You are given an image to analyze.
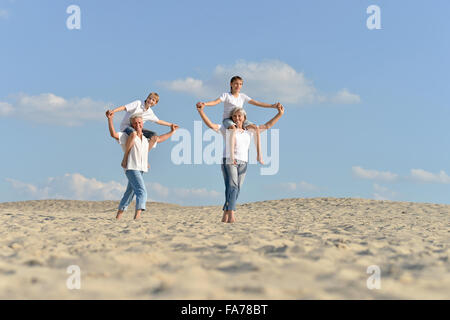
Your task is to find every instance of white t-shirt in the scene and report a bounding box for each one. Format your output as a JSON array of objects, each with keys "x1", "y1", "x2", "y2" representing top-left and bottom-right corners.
[
  {"x1": 219, "y1": 92, "x2": 252, "y2": 120},
  {"x1": 218, "y1": 125, "x2": 253, "y2": 162},
  {"x1": 118, "y1": 132, "x2": 157, "y2": 172},
  {"x1": 119, "y1": 100, "x2": 160, "y2": 131}
]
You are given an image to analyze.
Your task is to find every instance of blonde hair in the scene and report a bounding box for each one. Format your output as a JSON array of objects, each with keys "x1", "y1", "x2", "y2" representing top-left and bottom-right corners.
[
  {"x1": 231, "y1": 107, "x2": 247, "y2": 120},
  {"x1": 145, "y1": 92, "x2": 160, "y2": 104},
  {"x1": 129, "y1": 113, "x2": 143, "y2": 123}
]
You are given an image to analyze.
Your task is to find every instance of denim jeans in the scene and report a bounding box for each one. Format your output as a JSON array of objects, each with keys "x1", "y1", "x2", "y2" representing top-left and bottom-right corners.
[
  {"x1": 222, "y1": 118, "x2": 253, "y2": 129},
  {"x1": 118, "y1": 170, "x2": 147, "y2": 211},
  {"x1": 221, "y1": 158, "x2": 248, "y2": 211},
  {"x1": 123, "y1": 126, "x2": 156, "y2": 139}
]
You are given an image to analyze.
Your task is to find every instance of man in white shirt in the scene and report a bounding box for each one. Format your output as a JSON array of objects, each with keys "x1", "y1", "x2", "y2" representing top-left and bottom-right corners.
[{"x1": 107, "y1": 112, "x2": 177, "y2": 220}]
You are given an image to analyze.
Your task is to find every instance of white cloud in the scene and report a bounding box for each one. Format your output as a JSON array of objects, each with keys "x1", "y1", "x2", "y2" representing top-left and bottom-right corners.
[
  {"x1": 352, "y1": 166, "x2": 399, "y2": 182},
  {"x1": 0, "y1": 93, "x2": 111, "y2": 126},
  {"x1": 147, "y1": 182, "x2": 221, "y2": 204},
  {"x1": 6, "y1": 173, "x2": 126, "y2": 201},
  {"x1": 161, "y1": 60, "x2": 360, "y2": 105},
  {"x1": 373, "y1": 183, "x2": 397, "y2": 200},
  {"x1": 147, "y1": 182, "x2": 170, "y2": 198},
  {"x1": 6, "y1": 174, "x2": 221, "y2": 205},
  {"x1": 163, "y1": 77, "x2": 206, "y2": 97},
  {"x1": 410, "y1": 169, "x2": 450, "y2": 184},
  {"x1": 0, "y1": 9, "x2": 8, "y2": 19},
  {"x1": 279, "y1": 181, "x2": 320, "y2": 192},
  {"x1": 331, "y1": 89, "x2": 361, "y2": 104},
  {"x1": 173, "y1": 187, "x2": 221, "y2": 199},
  {"x1": 0, "y1": 102, "x2": 13, "y2": 116}
]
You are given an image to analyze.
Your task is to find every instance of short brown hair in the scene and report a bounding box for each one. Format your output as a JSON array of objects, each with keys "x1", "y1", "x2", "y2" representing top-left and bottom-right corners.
[{"x1": 146, "y1": 92, "x2": 160, "y2": 104}]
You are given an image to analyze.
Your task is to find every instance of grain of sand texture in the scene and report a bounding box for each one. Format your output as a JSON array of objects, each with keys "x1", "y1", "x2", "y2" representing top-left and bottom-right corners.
[{"x1": 0, "y1": 198, "x2": 448, "y2": 299}]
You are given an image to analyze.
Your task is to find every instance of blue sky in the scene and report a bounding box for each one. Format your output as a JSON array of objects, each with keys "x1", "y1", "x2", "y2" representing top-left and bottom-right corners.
[{"x1": 1, "y1": 0, "x2": 450, "y2": 205}]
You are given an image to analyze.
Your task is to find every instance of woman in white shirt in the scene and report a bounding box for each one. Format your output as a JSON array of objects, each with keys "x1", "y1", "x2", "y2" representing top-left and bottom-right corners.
[
  {"x1": 196, "y1": 76, "x2": 282, "y2": 164},
  {"x1": 197, "y1": 103, "x2": 284, "y2": 223}
]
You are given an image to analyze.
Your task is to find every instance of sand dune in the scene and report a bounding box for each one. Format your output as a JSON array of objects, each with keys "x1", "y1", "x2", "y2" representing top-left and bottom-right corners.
[{"x1": 0, "y1": 198, "x2": 448, "y2": 299}]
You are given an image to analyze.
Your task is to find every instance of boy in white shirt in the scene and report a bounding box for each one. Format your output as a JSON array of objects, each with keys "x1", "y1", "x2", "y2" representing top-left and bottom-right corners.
[{"x1": 106, "y1": 92, "x2": 179, "y2": 168}]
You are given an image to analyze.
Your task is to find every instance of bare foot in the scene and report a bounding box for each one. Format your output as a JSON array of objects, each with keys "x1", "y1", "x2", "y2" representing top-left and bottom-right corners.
[
  {"x1": 134, "y1": 210, "x2": 142, "y2": 220},
  {"x1": 222, "y1": 212, "x2": 229, "y2": 223},
  {"x1": 228, "y1": 212, "x2": 236, "y2": 223},
  {"x1": 116, "y1": 210, "x2": 124, "y2": 220}
]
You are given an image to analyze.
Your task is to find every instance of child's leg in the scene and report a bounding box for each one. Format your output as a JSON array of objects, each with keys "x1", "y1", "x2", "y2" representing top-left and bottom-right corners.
[
  {"x1": 122, "y1": 127, "x2": 136, "y2": 168},
  {"x1": 223, "y1": 118, "x2": 236, "y2": 129},
  {"x1": 143, "y1": 129, "x2": 157, "y2": 139}
]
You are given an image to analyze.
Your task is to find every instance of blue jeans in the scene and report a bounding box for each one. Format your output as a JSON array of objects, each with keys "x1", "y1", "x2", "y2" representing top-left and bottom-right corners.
[
  {"x1": 222, "y1": 118, "x2": 253, "y2": 129},
  {"x1": 123, "y1": 126, "x2": 156, "y2": 139},
  {"x1": 221, "y1": 158, "x2": 248, "y2": 211},
  {"x1": 118, "y1": 170, "x2": 147, "y2": 212}
]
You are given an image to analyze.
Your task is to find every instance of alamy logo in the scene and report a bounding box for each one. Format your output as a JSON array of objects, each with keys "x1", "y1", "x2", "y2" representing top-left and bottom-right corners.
[
  {"x1": 66, "y1": 265, "x2": 81, "y2": 290},
  {"x1": 66, "y1": 5, "x2": 81, "y2": 30},
  {"x1": 366, "y1": 5, "x2": 381, "y2": 30},
  {"x1": 170, "y1": 121, "x2": 280, "y2": 175},
  {"x1": 366, "y1": 265, "x2": 381, "y2": 290}
]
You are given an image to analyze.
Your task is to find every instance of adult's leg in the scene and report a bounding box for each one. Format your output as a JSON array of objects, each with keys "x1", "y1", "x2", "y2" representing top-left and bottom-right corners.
[
  {"x1": 221, "y1": 160, "x2": 240, "y2": 222},
  {"x1": 235, "y1": 160, "x2": 248, "y2": 202},
  {"x1": 117, "y1": 179, "x2": 135, "y2": 220},
  {"x1": 221, "y1": 160, "x2": 230, "y2": 223},
  {"x1": 125, "y1": 170, "x2": 147, "y2": 220}
]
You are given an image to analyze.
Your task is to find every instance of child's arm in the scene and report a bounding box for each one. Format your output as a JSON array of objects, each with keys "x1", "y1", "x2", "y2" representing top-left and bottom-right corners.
[
  {"x1": 106, "y1": 112, "x2": 119, "y2": 140},
  {"x1": 258, "y1": 104, "x2": 285, "y2": 132},
  {"x1": 196, "y1": 98, "x2": 221, "y2": 109},
  {"x1": 156, "y1": 119, "x2": 179, "y2": 130},
  {"x1": 196, "y1": 104, "x2": 220, "y2": 131},
  {"x1": 248, "y1": 100, "x2": 280, "y2": 109},
  {"x1": 107, "y1": 105, "x2": 126, "y2": 116}
]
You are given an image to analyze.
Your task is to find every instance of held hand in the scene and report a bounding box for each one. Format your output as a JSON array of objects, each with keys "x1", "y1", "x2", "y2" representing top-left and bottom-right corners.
[
  {"x1": 196, "y1": 102, "x2": 205, "y2": 111},
  {"x1": 121, "y1": 158, "x2": 127, "y2": 169},
  {"x1": 106, "y1": 110, "x2": 113, "y2": 118},
  {"x1": 277, "y1": 104, "x2": 285, "y2": 115},
  {"x1": 171, "y1": 124, "x2": 179, "y2": 131}
]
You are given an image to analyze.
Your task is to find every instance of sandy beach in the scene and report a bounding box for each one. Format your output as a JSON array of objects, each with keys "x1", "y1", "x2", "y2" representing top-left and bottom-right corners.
[{"x1": 0, "y1": 198, "x2": 448, "y2": 299}]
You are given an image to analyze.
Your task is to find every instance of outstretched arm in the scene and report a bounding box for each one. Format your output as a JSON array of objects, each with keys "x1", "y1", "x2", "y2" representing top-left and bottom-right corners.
[
  {"x1": 248, "y1": 100, "x2": 279, "y2": 109},
  {"x1": 106, "y1": 105, "x2": 126, "y2": 116},
  {"x1": 196, "y1": 98, "x2": 221, "y2": 109},
  {"x1": 106, "y1": 112, "x2": 119, "y2": 140},
  {"x1": 156, "y1": 119, "x2": 179, "y2": 129},
  {"x1": 196, "y1": 104, "x2": 220, "y2": 131},
  {"x1": 258, "y1": 105, "x2": 285, "y2": 132},
  {"x1": 155, "y1": 124, "x2": 178, "y2": 144}
]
